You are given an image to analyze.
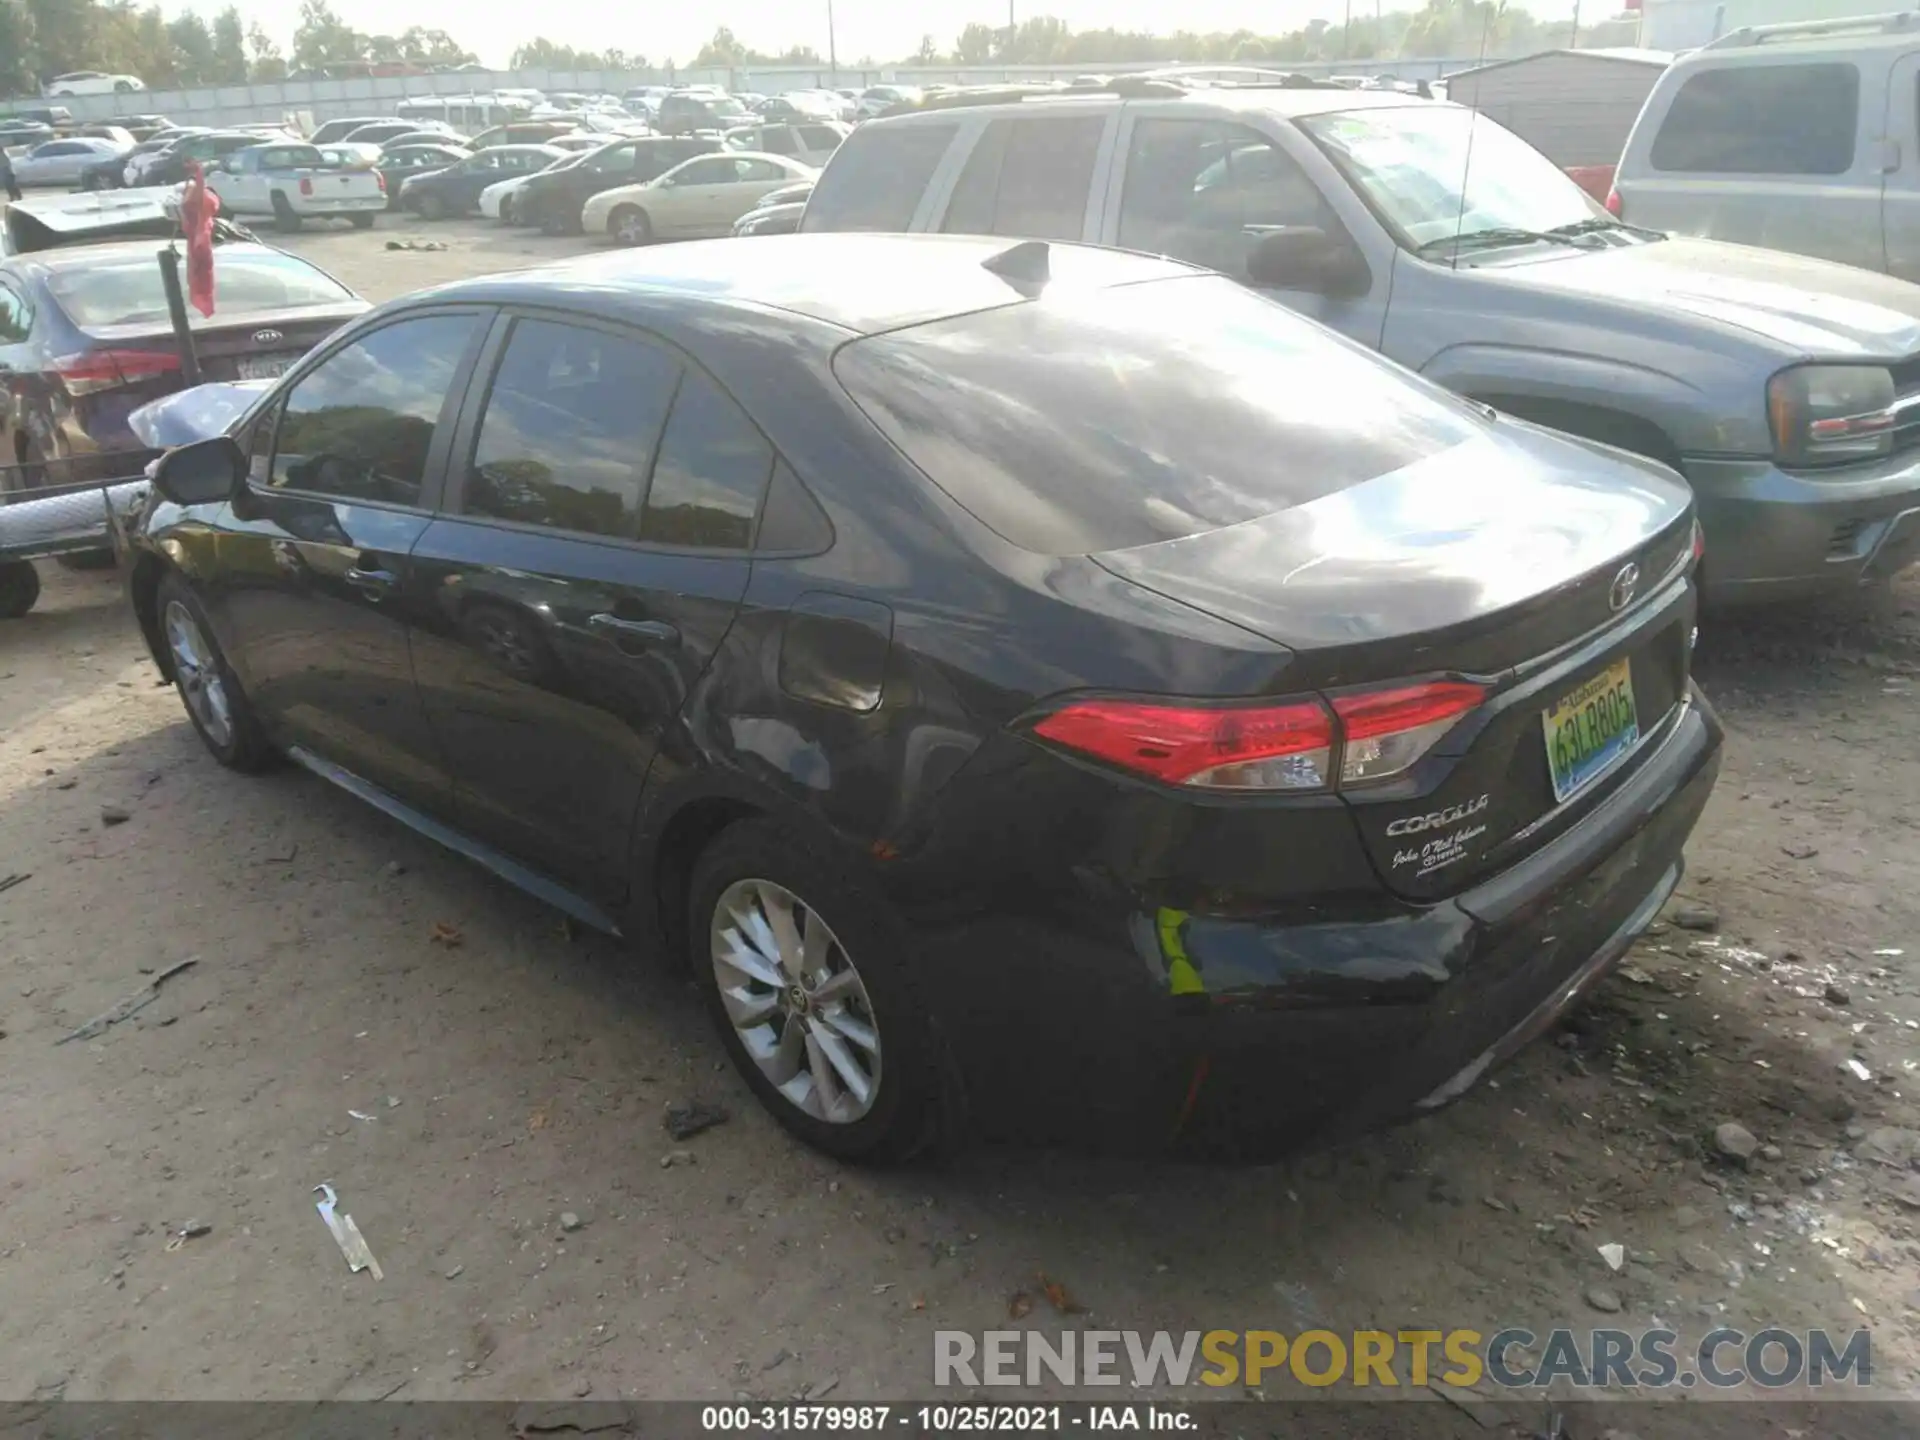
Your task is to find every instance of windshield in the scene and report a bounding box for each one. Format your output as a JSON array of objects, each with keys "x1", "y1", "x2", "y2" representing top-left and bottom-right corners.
[
  {"x1": 1299, "y1": 105, "x2": 1600, "y2": 251},
  {"x1": 50, "y1": 250, "x2": 356, "y2": 328}
]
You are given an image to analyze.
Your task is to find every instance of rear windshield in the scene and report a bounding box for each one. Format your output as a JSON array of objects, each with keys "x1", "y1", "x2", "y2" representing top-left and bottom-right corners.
[
  {"x1": 834, "y1": 274, "x2": 1482, "y2": 555},
  {"x1": 49, "y1": 251, "x2": 355, "y2": 328}
]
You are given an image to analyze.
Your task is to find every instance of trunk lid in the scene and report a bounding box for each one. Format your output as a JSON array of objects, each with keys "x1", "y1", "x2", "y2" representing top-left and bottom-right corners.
[{"x1": 1094, "y1": 423, "x2": 1697, "y2": 900}]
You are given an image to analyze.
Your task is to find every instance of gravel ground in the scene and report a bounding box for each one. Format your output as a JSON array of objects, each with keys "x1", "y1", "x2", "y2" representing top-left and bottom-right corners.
[{"x1": 1, "y1": 218, "x2": 1917, "y2": 1426}]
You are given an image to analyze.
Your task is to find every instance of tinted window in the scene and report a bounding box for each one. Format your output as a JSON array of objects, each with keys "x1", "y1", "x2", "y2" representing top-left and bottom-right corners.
[
  {"x1": 269, "y1": 314, "x2": 478, "y2": 507},
  {"x1": 639, "y1": 369, "x2": 771, "y2": 549},
  {"x1": 802, "y1": 121, "x2": 957, "y2": 231},
  {"x1": 466, "y1": 319, "x2": 681, "y2": 539},
  {"x1": 1650, "y1": 63, "x2": 1859, "y2": 175},
  {"x1": 583, "y1": 143, "x2": 636, "y2": 173},
  {"x1": 759, "y1": 127, "x2": 798, "y2": 155},
  {"x1": 1119, "y1": 119, "x2": 1334, "y2": 278},
  {"x1": 834, "y1": 275, "x2": 1480, "y2": 555},
  {"x1": 941, "y1": 116, "x2": 1103, "y2": 241}
]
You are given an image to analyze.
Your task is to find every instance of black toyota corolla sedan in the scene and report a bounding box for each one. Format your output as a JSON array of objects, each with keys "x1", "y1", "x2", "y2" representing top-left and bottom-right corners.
[{"x1": 123, "y1": 234, "x2": 1722, "y2": 1162}]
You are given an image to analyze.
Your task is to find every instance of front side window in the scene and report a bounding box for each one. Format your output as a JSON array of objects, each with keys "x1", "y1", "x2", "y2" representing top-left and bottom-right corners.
[
  {"x1": 941, "y1": 116, "x2": 1104, "y2": 241},
  {"x1": 1300, "y1": 105, "x2": 1598, "y2": 250},
  {"x1": 1648, "y1": 63, "x2": 1859, "y2": 175},
  {"x1": 672, "y1": 157, "x2": 738, "y2": 186},
  {"x1": 268, "y1": 314, "x2": 479, "y2": 507},
  {"x1": 1118, "y1": 119, "x2": 1335, "y2": 278},
  {"x1": 465, "y1": 318, "x2": 681, "y2": 540}
]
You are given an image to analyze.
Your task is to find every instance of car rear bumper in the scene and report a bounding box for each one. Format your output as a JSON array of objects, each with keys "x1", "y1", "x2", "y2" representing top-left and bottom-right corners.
[
  {"x1": 1686, "y1": 451, "x2": 1920, "y2": 602},
  {"x1": 918, "y1": 685, "x2": 1722, "y2": 1158}
]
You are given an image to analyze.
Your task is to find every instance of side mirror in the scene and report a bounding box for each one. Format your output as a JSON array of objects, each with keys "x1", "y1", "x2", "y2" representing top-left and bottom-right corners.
[
  {"x1": 1246, "y1": 226, "x2": 1372, "y2": 299},
  {"x1": 151, "y1": 435, "x2": 245, "y2": 506}
]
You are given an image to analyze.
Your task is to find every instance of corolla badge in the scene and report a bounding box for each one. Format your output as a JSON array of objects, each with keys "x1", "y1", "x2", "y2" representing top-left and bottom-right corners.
[
  {"x1": 1385, "y1": 794, "x2": 1490, "y2": 838},
  {"x1": 1609, "y1": 562, "x2": 1640, "y2": 612}
]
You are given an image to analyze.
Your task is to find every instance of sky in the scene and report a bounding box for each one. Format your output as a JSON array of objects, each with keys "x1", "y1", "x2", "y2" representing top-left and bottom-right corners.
[{"x1": 195, "y1": 0, "x2": 1573, "y2": 69}]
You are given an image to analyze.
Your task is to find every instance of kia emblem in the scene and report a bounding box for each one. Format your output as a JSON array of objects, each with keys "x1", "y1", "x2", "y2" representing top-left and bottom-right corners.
[
  {"x1": 1609, "y1": 562, "x2": 1640, "y2": 612},
  {"x1": 252, "y1": 329, "x2": 283, "y2": 345}
]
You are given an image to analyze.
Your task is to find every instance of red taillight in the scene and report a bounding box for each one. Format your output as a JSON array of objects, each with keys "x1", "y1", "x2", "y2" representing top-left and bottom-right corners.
[
  {"x1": 1605, "y1": 187, "x2": 1622, "y2": 216},
  {"x1": 1030, "y1": 678, "x2": 1485, "y2": 793},
  {"x1": 1331, "y1": 681, "x2": 1485, "y2": 785},
  {"x1": 375, "y1": 170, "x2": 387, "y2": 193},
  {"x1": 299, "y1": 177, "x2": 314, "y2": 196},
  {"x1": 52, "y1": 348, "x2": 182, "y2": 395},
  {"x1": 1691, "y1": 518, "x2": 1705, "y2": 565},
  {"x1": 1031, "y1": 697, "x2": 1335, "y2": 792}
]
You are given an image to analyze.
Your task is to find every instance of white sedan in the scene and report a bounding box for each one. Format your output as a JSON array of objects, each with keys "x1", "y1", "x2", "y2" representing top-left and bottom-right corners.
[
  {"x1": 45, "y1": 70, "x2": 146, "y2": 96},
  {"x1": 582, "y1": 152, "x2": 817, "y2": 246},
  {"x1": 14, "y1": 136, "x2": 131, "y2": 187},
  {"x1": 478, "y1": 142, "x2": 603, "y2": 222}
]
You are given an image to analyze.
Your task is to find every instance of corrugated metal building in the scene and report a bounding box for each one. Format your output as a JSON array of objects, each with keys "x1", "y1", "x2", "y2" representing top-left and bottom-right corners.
[{"x1": 1443, "y1": 47, "x2": 1673, "y2": 165}]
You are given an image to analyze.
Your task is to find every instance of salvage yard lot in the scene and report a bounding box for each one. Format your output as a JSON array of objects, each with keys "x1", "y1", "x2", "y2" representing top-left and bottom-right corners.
[{"x1": 3, "y1": 220, "x2": 1920, "y2": 1415}]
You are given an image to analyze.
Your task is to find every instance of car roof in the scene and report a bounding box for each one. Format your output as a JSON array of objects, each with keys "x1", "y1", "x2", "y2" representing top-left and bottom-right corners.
[
  {"x1": 875, "y1": 85, "x2": 1441, "y2": 125},
  {"x1": 408, "y1": 233, "x2": 1199, "y2": 336}
]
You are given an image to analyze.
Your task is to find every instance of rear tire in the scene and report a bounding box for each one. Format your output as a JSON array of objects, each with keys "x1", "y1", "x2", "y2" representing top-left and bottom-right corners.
[
  {"x1": 688, "y1": 819, "x2": 948, "y2": 1164},
  {"x1": 416, "y1": 192, "x2": 446, "y2": 221},
  {"x1": 609, "y1": 205, "x2": 651, "y2": 247},
  {"x1": 0, "y1": 560, "x2": 39, "y2": 619},
  {"x1": 348, "y1": 212, "x2": 375, "y2": 229},
  {"x1": 156, "y1": 571, "x2": 273, "y2": 771},
  {"x1": 270, "y1": 193, "x2": 301, "y2": 232}
]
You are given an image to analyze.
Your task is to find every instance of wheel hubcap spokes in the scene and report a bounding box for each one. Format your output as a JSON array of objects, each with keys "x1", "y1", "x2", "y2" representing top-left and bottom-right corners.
[
  {"x1": 164, "y1": 600, "x2": 232, "y2": 746},
  {"x1": 711, "y1": 878, "x2": 881, "y2": 1124}
]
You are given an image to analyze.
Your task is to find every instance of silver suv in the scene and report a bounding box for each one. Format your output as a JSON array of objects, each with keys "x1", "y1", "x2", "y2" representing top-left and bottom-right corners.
[{"x1": 801, "y1": 78, "x2": 1920, "y2": 604}]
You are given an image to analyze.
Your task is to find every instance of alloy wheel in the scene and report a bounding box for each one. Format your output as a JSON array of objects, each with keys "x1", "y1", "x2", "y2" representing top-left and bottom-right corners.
[
  {"x1": 164, "y1": 599, "x2": 233, "y2": 747},
  {"x1": 710, "y1": 878, "x2": 881, "y2": 1124}
]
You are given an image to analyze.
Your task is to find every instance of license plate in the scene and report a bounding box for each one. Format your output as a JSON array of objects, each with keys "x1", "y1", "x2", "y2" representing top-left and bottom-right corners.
[
  {"x1": 237, "y1": 353, "x2": 295, "y2": 381},
  {"x1": 1542, "y1": 657, "x2": 1639, "y2": 804}
]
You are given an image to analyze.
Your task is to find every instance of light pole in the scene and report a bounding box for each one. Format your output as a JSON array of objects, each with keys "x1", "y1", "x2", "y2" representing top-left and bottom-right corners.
[{"x1": 827, "y1": 0, "x2": 837, "y2": 82}]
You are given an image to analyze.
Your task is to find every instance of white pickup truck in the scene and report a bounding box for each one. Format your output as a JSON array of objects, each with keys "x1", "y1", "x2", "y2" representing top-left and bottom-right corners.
[{"x1": 206, "y1": 141, "x2": 385, "y2": 232}]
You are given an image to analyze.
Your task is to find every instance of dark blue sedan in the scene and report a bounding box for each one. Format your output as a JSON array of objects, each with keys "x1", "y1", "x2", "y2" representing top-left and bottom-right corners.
[{"x1": 399, "y1": 144, "x2": 564, "y2": 220}]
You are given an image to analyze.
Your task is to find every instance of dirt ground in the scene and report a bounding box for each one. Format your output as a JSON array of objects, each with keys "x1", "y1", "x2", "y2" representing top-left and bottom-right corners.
[{"x1": 2, "y1": 218, "x2": 1919, "y2": 1424}]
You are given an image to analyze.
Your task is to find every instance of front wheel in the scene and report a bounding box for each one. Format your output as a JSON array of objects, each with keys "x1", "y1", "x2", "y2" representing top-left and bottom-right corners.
[
  {"x1": 348, "y1": 212, "x2": 375, "y2": 230},
  {"x1": 157, "y1": 572, "x2": 273, "y2": 771},
  {"x1": 270, "y1": 193, "x2": 302, "y2": 232},
  {"x1": 0, "y1": 560, "x2": 39, "y2": 619},
  {"x1": 689, "y1": 820, "x2": 947, "y2": 1163},
  {"x1": 609, "y1": 205, "x2": 651, "y2": 247}
]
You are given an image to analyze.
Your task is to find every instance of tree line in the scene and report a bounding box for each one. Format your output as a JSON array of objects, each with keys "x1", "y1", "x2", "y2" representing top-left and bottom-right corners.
[{"x1": 0, "y1": 1, "x2": 1640, "y2": 98}]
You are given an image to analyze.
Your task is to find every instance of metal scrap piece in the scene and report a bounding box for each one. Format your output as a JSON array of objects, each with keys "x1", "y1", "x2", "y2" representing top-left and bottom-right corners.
[
  {"x1": 313, "y1": 1182, "x2": 383, "y2": 1280},
  {"x1": 55, "y1": 958, "x2": 197, "y2": 1044}
]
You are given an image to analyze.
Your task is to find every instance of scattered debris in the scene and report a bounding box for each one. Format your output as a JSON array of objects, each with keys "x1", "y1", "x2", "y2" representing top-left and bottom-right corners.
[
  {"x1": 163, "y1": 1219, "x2": 212, "y2": 1252},
  {"x1": 429, "y1": 921, "x2": 463, "y2": 948},
  {"x1": 0, "y1": 872, "x2": 29, "y2": 896},
  {"x1": 1008, "y1": 1291, "x2": 1034, "y2": 1319},
  {"x1": 1888, "y1": 1176, "x2": 1920, "y2": 1211},
  {"x1": 1759, "y1": 1143, "x2": 1783, "y2": 1163},
  {"x1": 1679, "y1": 1244, "x2": 1726, "y2": 1277},
  {"x1": 347, "y1": 1109, "x2": 377, "y2": 1123},
  {"x1": 1712, "y1": 1121, "x2": 1759, "y2": 1164},
  {"x1": 1038, "y1": 1272, "x2": 1085, "y2": 1314},
  {"x1": 385, "y1": 239, "x2": 449, "y2": 251},
  {"x1": 1782, "y1": 842, "x2": 1819, "y2": 859},
  {"x1": 443, "y1": 1263, "x2": 464, "y2": 1280},
  {"x1": 1618, "y1": 964, "x2": 1654, "y2": 985},
  {"x1": 1597, "y1": 1243, "x2": 1625, "y2": 1272},
  {"x1": 1824, "y1": 982, "x2": 1852, "y2": 1006},
  {"x1": 560, "y1": 1211, "x2": 584, "y2": 1233},
  {"x1": 664, "y1": 1100, "x2": 730, "y2": 1141},
  {"x1": 99, "y1": 806, "x2": 130, "y2": 827},
  {"x1": 314, "y1": 1182, "x2": 383, "y2": 1280},
  {"x1": 803, "y1": 1375, "x2": 839, "y2": 1401},
  {"x1": 383, "y1": 860, "x2": 407, "y2": 878},
  {"x1": 660, "y1": 1150, "x2": 696, "y2": 1169},
  {"x1": 1671, "y1": 903, "x2": 1720, "y2": 932},
  {"x1": 528, "y1": 1104, "x2": 550, "y2": 1132},
  {"x1": 761, "y1": 1349, "x2": 791, "y2": 1372},
  {"x1": 572, "y1": 1379, "x2": 593, "y2": 1398},
  {"x1": 55, "y1": 959, "x2": 197, "y2": 1045},
  {"x1": 1858, "y1": 1127, "x2": 1920, "y2": 1168},
  {"x1": 1845, "y1": 1058, "x2": 1873, "y2": 1082},
  {"x1": 1584, "y1": 1285, "x2": 1623, "y2": 1314}
]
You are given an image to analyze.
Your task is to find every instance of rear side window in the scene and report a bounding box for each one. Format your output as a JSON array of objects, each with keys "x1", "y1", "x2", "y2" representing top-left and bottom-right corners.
[
  {"x1": 802, "y1": 121, "x2": 957, "y2": 231},
  {"x1": 639, "y1": 370, "x2": 772, "y2": 549},
  {"x1": 834, "y1": 275, "x2": 1481, "y2": 555},
  {"x1": 941, "y1": 116, "x2": 1105, "y2": 240},
  {"x1": 1649, "y1": 63, "x2": 1859, "y2": 175}
]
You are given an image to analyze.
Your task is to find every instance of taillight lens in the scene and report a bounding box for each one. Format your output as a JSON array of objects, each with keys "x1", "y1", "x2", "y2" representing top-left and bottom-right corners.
[
  {"x1": 1690, "y1": 518, "x2": 1705, "y2": 565},
  {"x1": 1331, "y1": 681, "x2": 1485, "y2": 785},
  {"x1": 53, "y1": 348, "x2": 182, "y2": 395},
  {"x1": 1605, "y1": 187, "x2": 1621, "y2": 216},
  {"x1": 375, "y1": 170, "x2": 387, "y2": 193},
  {"x1": 299, "y1": 177, "x2": 314, "y2": 196},
  {"x1": 1031, "y1": 698, "x2": 1335, "y2": 792},
  {"x1": 1029, "y1": 679, "x2": 1485, "y2": 793}
]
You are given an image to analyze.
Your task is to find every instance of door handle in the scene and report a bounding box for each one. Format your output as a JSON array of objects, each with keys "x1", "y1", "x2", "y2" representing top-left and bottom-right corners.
[
  {"x1": 588, "y1": 613, "x2": 679, "y2": 646},
  {"x1": 344, "y1": 564, "x2": 397, "y2": 596}
]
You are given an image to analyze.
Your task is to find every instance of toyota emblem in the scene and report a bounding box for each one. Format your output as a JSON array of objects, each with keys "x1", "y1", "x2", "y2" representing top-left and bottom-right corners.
[
  {"x1": 1609, "y1": 562, "x2": 1641, "y2": 612},
  {"x1": 252, "y1": 329, "x2": 283, "y2": 345}
]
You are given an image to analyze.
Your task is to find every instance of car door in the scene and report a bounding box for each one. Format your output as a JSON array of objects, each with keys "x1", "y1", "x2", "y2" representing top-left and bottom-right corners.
[
  {"x1": 405, "y1": 311, "x2": 766, "y2": 899},
  {"x1": 209, "y1": 309, "x2": 490, "y2": 813},
  {"x1": 648, "y1": 156, "x2": 727, "y2": 236},
  {"x1": 571, "y1": 141, "x2": 637, "y2": 208},
  {"x1": 1100, "y1": 112, "x2": 1391, "y2": 346}
]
